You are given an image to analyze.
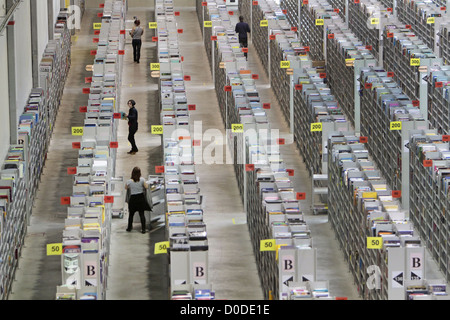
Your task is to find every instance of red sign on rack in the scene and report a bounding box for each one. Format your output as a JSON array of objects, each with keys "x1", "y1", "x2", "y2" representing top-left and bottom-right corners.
[
  {"x1": 93, "y1": 38, "x2": 99, "y2": 43},
  {"x1": 82, "y1": 88, "x2": 91, "y2": 94},
  {"x1": 435, "y1": 82, "x2": 443, "y2": 88},
  {"x1": 118, "y1": 50, "x2": 125, "y2": 55},
  {"x1": 263, "y1": 103, "x2": 271, "y2": 109},
  {"x1": 193, "y1": 140, "x2": 201, "y2": 147},
  {"x1": 282, "y1": 9, "x2": 287, "y2": 14},
  {"x1": 354, "y1": 0, "x2": 360, "y2": 3},
  {"x1": 295, "y1": 84, "x2": 303, "y2": 90},
  {"x1": 319, "y1": 73, "x2": 326, "y2": 79},
  {"x1": 405, "y1": 25, "x2": 412, "y2": 29},
  {"x1": 184, "y1": 75, "x2": 191, "y2": 81},
  {"x1": 364, "y1": 83, "x2": 372, "y2": 89},
  {"x1": 359, "y1": 136, "x2": 368, "y2": 143},
  {"x1": 291, "y1": 27, "x2": 298, "y2": 32},
  {"x1": 228, "y1": 11, "x2": 234, "y2": 15},
  {"x1": 386, "y1": 32, "x2": 393, "y2": 38},
  {"x1": 94, "y1": 30, "x2": 100, "y2": 35},
  {"x1": 242, "y1": 48, "x2": 248, "y2": 53},
  {"x1": 60, "y1": 197, "x2": 71, "y2": 205},
  {"x1": 245, "y1": 164, "x2": 255, "y2": 171},
  {"x1": 443, "y1": 135, "x2": 450, "y2": 142},
  {"x1": 296, "y1": 192, "x2": 306, "y2": 200},
  {"x1": 366, "y1": 45, "x2": 373, "y2": 50},
  {"x1": 211, "y1": 35, "x2": 217, "y2": 41},
  {"x1": 79, "y1": 106, "x2": 88, "y2": 113},
  {"x1": 224, "y1": 86, "x2": 232, "y2": 92},
  {"x1": 277, "y1": 138, "x2": 285, "y2": 145},
  {"x1": 423, "y1": 160, "x2": 433, "y2": 167},
  {"x1": 85, "y1": 77, "x2": 92, "y2": 84},
  {"x1": 113, "y1": 113, "x2": 121, "y2": 119},
  {"x1": 287, "y1": 169, "x2": 294, "y2": 176},
  {"x1": 303, "y1": 0, "x2": 308, "y2": 4},
  {"x1": 152, "y1": 36, "x2": 158, "y2": 42},
  {"x1": 202, "y1": 1, "x2": 207, "y2": 6},
  {"x1": 412, "y1": 100, "x2": 420, "y2": 107},
  {"x1": 72, "y1": 142, "x2": 81, "y2": 149},
  {"x1": 67, "y1": 167, "x2": 77, "y2": 175},
  {"x1": 387, "y1": 7, "x2": 393, "y2": 12},
  {"x1": 269, "y1": 35, "x2": 276, "y2": 40},
  {"x1": 387, "y1": 72, "x2": 394, "y2": 77},
  {"x1": 188, "y1": 104, "x2": 196, "y2": 111},
  {"x1": 175, "y1": 11, "x2": 180, "y2": 16},
  {"x1": 177, "y1": 29, "x2": 183, "y2": 34},
  {"x1": 97, "y1": 13, "x2": 103, "y2": 18},
  {"x1": 304, "y1": 46, "x2": 310, "y2": 52},
  {"x1": 104, "y1": 196, "x2": 114, "y2": 203},
  {"x1": 328, "y1": 34, "x2": 334, "y2": 39},
  {"x1": 252, "y1": 1, "x2": 258, "y2": 5},
  {"x1": 441, "y1": 6, "x2": 446, "y2": 10},
  {"x1": 120, "y1": 30, "x2": 126, "y2": 35},
  {"x1": 334, "y1": 8, "x2": 340, "y2": 13},
  {"x1": 392, "y1": 190, "x2": 401, "y2": 198},
  {"x1": 155, "y1": 166, "x2": 165, "y2": 173},
  {"x1": 109, "y1": 142, "x2": 118, "y2": 149},
  {"x1": 252, "y1": 74, "x2": 259, "y2": 80},
  {"x1": 90, "y1": 50, "x2": 97, "y2": 55},
  {"x1": 99, "y1": 3, "x2": 105, "y2": 8}
]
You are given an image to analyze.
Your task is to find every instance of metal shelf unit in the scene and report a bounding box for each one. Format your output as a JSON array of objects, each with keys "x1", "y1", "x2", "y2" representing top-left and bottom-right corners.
[{"x1": 427, "y1": 65, "x2": 450, "y2": 135}]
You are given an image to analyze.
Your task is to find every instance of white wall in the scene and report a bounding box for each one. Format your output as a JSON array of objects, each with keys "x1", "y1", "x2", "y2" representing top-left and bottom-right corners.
[
  {"x1": 36, "y1": 0, "x2": 49, "y2": 60},
  {"x1": 0, "y1": 35, "x2": 10, "y2": 162},
  {"x1": 14, "y1": 1, "x2": 33, "y2": 123}
]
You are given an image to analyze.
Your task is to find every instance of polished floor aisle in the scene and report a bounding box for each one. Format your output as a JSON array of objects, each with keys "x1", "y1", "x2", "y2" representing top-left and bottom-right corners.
[{"x1": 9, "y1": 3, "x2": 363, "y2": 300}]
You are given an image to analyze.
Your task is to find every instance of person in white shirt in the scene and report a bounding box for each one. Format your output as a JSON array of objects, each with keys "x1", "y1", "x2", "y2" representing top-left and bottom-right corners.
[{"x1": 125, "y1": 167, "x2": 150, "y2": 233}]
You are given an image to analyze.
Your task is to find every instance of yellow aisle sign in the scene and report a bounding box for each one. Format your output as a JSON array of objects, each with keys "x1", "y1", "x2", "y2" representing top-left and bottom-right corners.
[
  {"x1": 260, "y1": 239, "x2": 276, "y2": 251},
  {"x1": 47, "y1": 243, "x2": 63, "y2": 256}
]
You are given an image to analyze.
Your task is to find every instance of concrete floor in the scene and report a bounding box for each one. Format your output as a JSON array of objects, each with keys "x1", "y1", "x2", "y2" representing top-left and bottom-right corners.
[{"x1": 9, "y1": 4, "x2": 363, "y2": 300}]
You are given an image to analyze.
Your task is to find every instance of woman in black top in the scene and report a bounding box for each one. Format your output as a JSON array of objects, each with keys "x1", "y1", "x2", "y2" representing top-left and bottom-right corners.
[{"x1": 126, "y1": 99, "x2": 139, "y2": 154}]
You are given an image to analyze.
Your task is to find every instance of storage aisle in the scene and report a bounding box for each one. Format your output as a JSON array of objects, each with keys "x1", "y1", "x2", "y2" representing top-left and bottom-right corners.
[
  {"x1": 9, "y1": 9, "x2": 101, "y2": 300},
  {"x1": 9, "y1": 4, "x2": 359, "y2": 301}
]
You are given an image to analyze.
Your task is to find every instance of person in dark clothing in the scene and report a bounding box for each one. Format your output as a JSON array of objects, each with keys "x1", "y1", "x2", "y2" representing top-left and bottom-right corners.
[
  {"x1": 130, "y1": 19, "x2": 144, "y2": 63},
  {"x1": 126, "y1": 99, "x2": 139, "y2": 154},
  {"x1": 235, "y1": 16, "x2": 250, "y2": 59},
  {"x1": 125, "y1": 167, "x2": 151, "y2": 234}
]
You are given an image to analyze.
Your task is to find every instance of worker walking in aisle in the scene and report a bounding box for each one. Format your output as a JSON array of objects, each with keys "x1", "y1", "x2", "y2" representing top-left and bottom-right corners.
[
  {"x1": 125, "y1": 167, "x2": 151, "y2": 234},
  {"x1": 235, "y1": 16, "x2": 250, "y2": 60},
  {"x1": 126, "y1": 99, "x2": 139, "y2": 154},
  {"x1": 130, "y1": 18, "x2": 144, "y2": 63}
]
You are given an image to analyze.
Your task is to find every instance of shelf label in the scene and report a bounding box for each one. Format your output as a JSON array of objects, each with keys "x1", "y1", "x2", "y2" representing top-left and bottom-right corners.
[
  {"x1": 149, "y1": 22, "x2": 157, "y2": 29},
  {"x1": 93, "y1": 23, "x2": 102, "y2": 29},
  {"x1": 67, "y1": 167, "x2": 77, "y2": 175},
  {"x1": 260, "y1": 239, "x2": 276, "y2": 251},
  {"x1": 442, "y1": 135, "x2": 450, "y2": 142},
  {"x1": 311, "y1": 122, "x2": 323, "y2": 132},
  {"x1": 188, "y1": 104, "x2": 196, "y2": 111},
  {"x1": 71, "y1": 127, "x2": 84, "y2": 136},
  {"x1": 427, "y1": 17, "x2": 435, "y2": 24},
  {"x1": 387, "y1": 72, "x2": 394, "y2": 77},
  {"x1": 245, "y1": 164, "x2": 255, "y2": 171},
  {"x1": 151, "y1": 125, "x2": 164, "y2": 134},
  {"x1": 367, "y1": 237, "x2": 383, "y2": 249},
  {"x1": 328, "y1": 33, "x2": 334, "y2": 39},
  {"x1": 315, "y1": 19, "x2": 324, "y2": 26},
  {"x1": 392, "y1": 190, "x2": 401, "y2": 198},
  {"x1": 72, "y1": 142, "x2": 81, "y2": 149},
  {"x1": 47, "y1": 243, "x2": 63, "y2": 256},
  {"x1": 362, "y1": 192, "x2": 377, "y2": 199},
  {"x1": 104, "y1": 196, "x2": 114, "y2": 203},
  {"x1": 204, "y1": 21, "x2": 212, "y2": 27},
  {"x1": 269, "y1": 34, "x2": 276, "y2": 40},
  {"x1": 370, "y1": 18, "x2": 379, "y2": 25},
  {"x1": 155, "y1": 166, "x2": 165, "y2": 173},
  {"x1": 109, "y1": 141, "x2": 118, "y2": 149},
  {"x1": 252, "y1": 74, "x2": 259, "y2": 80},
  {"x1": 152, "y1": 36, "x2": 158, "y2": 42},
  {"x1": 359, "y1": 136, "x2": 368, "y2": 143},
  {"x1": 295, "y1": 84, "x2": 303, "y2": 90},
  {"x1": 390, "y1": 121, "x2": 402, "y2": 131},
  {"x1": 224, "y1": 85, "x2": 232, "y2": 92},
  {"x1": 435, "y1": 82, "x2": 443, "y2": 88},
  {"x1": 60, "y1": 197, "x2": 71, "y2": 205},
  {"x1": 423, "y1": 160, "x2": 433, "y2": 167},
  {"x1": 232, "y1": 123, "x2": 244, "y2": 133},
  {"x1": 280, "y1": 61, "x2": 290, "y2": 68},
  {"x1": 263, "y1": 103, "x2": 271, "y2": 109},
  {"x1": 277, "y1": 138, "x2": 285, "y2": 145},
  {"x1": 260, "y1": 20, "x2": 268, "y2": 27},
  {"x1": 154, "y1": 241, "x2": 170, "y2": 254},
  {"x1": 296, "y1": 192, "x2": 306, "y2": 200},
  {"x1": 184, "y1": 75, "x2": 191, "y2": 81},
  {"x1": 211, "y1": 35, "x2": 217, "y2": 41},
  {"x1": 287, "y1": 169, "x2": 294, "y2": 176},
  {"x1": 150, "y1": 63, "x2": 160, "y2": 71},
  {"x1": 410, "y1": 58, "x2": 420, "y2": 66}
]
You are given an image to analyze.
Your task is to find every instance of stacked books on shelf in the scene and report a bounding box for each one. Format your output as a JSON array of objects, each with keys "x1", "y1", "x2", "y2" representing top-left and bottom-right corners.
[
  {"x1": 395, "y1": 0, "x2": 444, "y2": 55},
  {"x1": 439, "y1": 23, "x2": 450, "y2": 64},
  {"x1": 325, "y1": 21, "x2": 377, "y2": 129},
  {"x1": 0, "y1": 144, "x2": 27, "y2": 300},
  {"x1": 327, "y1": 133, "x2": 449, "y2": 299},
  {"x1": 359, "y1": 65, "x2": 428, "y2": 201},
  {"x1": 156, "y1": 0, "x2": 214, "y2": 300},
  {"x1": 56, "y1": 0, "x2": 126, "y2": 301},
  {"x1": 409, "y1": 133, "x2": 450, "y2": 284},
  {"x1": 346, "y1": 0, "x2": 401, "y2": 64},
  {"x1": 427, "y1": 64, "x2": 450, "y2": 134},
  {"x1": 382, "y1": 24, "x2": 442, "y2": 102}
]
